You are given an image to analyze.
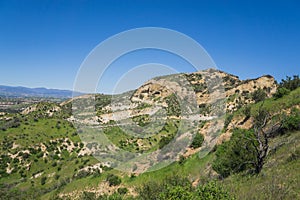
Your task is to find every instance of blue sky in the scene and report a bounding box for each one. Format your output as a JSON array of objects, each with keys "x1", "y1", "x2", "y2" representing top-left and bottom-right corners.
[{"x1": 0, "y1": 0, "x2": 299, "y2": 93}]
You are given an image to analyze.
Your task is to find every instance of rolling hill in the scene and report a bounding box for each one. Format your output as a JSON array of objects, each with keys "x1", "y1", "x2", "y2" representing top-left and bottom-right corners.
[
  {"x1": 0, "y1": 69, "x2": 299, "y2": 199},
  {"x1": 0, "y1": 85, "x2": 82, "y2": 98}
]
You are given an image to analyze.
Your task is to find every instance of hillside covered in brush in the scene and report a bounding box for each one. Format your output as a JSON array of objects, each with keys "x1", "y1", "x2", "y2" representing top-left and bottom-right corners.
[{"x1": 0, "y1": 70, "x2": 299, "y2": 199}]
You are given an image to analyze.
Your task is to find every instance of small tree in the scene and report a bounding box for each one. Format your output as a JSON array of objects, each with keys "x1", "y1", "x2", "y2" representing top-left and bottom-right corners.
[
  {"x1": 274, "y1": 87, "x2": 290, "y2": 99},
  {"x1": 213, "y1": 104, "x2": 282, "y2": 176},
  {"x1": 252, "y1": 88, "x2": 267, "y2": 103},
  {"x1": 246, "y1": 104, "x2": 281, "y2": 173},
  {"x1": 212, "y1": 129, "x2": 257, "y2": 177},
  {"x1": 274, "y1": 75, "x2": 300, "y2": 99},
  {"x1": 190, "y1": 133, "x2": 204, "y2": 149},
  {"x1": 106, "y1": 174, "x2": 121, "y2": 186},
  {"x1": 279, "y1": 75, "x2": 300, "y2": 91}
]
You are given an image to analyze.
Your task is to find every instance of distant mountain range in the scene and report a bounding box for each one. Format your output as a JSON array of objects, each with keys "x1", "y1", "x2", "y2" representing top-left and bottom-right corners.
[{"x1": 0, "y1": 85, "x2": 82, "y2": 98}]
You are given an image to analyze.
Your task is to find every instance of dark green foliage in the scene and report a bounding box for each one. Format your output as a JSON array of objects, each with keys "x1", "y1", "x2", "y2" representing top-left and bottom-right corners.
[
  {"x1": 159, "y1": 135, "x2": 173, "y2": 149},
  {"x1": 136, "y1": 102, "x2": 151, "y2": 110},
  {"x1": 215, "y1": 104, "x2": 278, "y2": 176},
  {"x1": 137, "y1": 175, "x2": 234, "y2": 200},
  {"x1": 95, "y1": 94, "x2": 112, "y2": 108},
  {"x1": 184, "y1": 73, "x2": 202, "y2": 82},
  {"x1": 106, "y1": 174, "x2": 121, "y2": 186},
  {"x1": 117, "y1": 187, "x2": 128, "y2": 195},
  {"x1": 41, "y1": 177, "x2": 47, "y2": 185},
  {"x1": 242, "y1": 105, "x2": 251, "y2": 119},
  {"x1": 132, "y1": 114, "x2": 150, "y2": 127},
  {"x1": 212, "y1": 129, "x2": 257, "y2": 178},
  {"x1": 195, "y1": 181, "x2": 234, "y2": 200},
  {"x1": 138, "y1": 181, "x2": 162, "y2": 200},
  {"x1": 98, "y1": 192, "x2": 123, "y2": 200},
  {"x1": 1, "y1": 117, "x2": 21, "y2": 131},
  {"x1": 282, "y1": 108, "x2": 300, "y2": 131},
  {"x1": 74, "y1": 170, "x2": 90, "y2": 179},
  {"x1": 183, "y1": 72, "x2": 207, "y2": 93},
  {"x1": 165, "y1": 94, "x2": 181, "y2": 117},
  {"x1": 190, "y1": 133, "x2": 204, "y2": 148},
  {"x1": 274, "y1": 75, "x2": 300, "y2": 99},
  {"x1": 159, "y1": 185, "x2": 193, "y2": 200},
  {"x1": 192, "y1": 83, "x2": 207, "y2": 93},
  {"x1": 274, "y1": 87, "x2": 290, "y2": 99},
  {"x1": 252, "y1": 88, "x2": 267, "y2": 103},
  {"x1": 54, "y1": 174, "x2": 60, "y2": 180},
  {"x1": 279, "y1": 75, "x2": 300, "y2": 91},
  {"x1": 137, "y1": 175, "x2": 191, "y2": 200},
  {"x1": 80, "y1": 191, "x2": 97, "y2": 200},
  {"x1": 178, "y1": 155, "x2": 186, "y2": 165},
  {"x1": 224, "y1": 114, "x2": 233, "y2": 130}
]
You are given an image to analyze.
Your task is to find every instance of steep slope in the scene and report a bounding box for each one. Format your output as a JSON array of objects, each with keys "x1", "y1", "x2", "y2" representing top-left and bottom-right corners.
[{"x1": 2, "y1": 69, "x2": 296, "y2": 200}]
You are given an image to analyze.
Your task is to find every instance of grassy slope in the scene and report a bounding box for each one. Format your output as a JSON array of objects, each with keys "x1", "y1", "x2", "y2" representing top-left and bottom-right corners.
[
  {"x1": 1, "y1": 88, "x2": 299, "y2": 199},
  {"x1": 222, "y1": 131, "x2": 300, "y2": 200},
  {"x1": 55, "y1": 131, "x2": 299, "y2": 199}
]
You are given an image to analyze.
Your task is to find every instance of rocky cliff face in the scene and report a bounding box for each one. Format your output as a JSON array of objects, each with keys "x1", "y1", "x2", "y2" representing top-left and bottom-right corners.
[
  {"x1": 130, "y1": 69, "x2": 277, "y2": 113},
  {"x1": 68, "y1": 69, "x2": 278, "y2": 163}
]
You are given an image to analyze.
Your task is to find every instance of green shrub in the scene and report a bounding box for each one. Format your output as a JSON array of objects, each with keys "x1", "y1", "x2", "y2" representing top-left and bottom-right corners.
[
  {"x1": 165, "y1": 94, "x2": 181, "y2": 117},
  {"x1": 158, "y1": 135, "x2": 173, "y2": 149},
  {"x1": 41, "y1": 177, "x2": 47, "y2": 185},
  {"x1": 279, "y1": 75, "x2": 300, "y2": 91},
  {"x1": 132, "y1": 114, "x2": 150, "y2": 127},
  {"x1": 106, "y1": 174, "x2": 121, "y2": 186},
  {"x1": 159, "y1": 185, "x2": 193, "y2": 200},
  {"x1": 282, "y1": 109, "x2": 300, "y2": 131},
  {"x1": 98, "y1": 193, "x2": 123, "y2": 200},
  {"x1": 137, "y1": 175, "x2": 234, "y2": 200},
  {"x1": 190, "y1": 133, "x2": 204, "y2": 148},
  {"x1": 137, "y1": 175, "x2": 191, "y2": 200},
  {"x1": 80, "y1": 191, "x2": 96, "y2": 200},
  {"x1": 117, "y1": 187, "x2": 128, "y2": 195},
  {"x1": 274, "y1": 87, "x2": 290, "y2": 99},
  {"x1": 75, "y1": 170, "x2": 90, "y2": 179},
  {"x1": 224, "y1": 114, "x2": 233, "y2": 130},
  {"x1": 212, "y1": 129, "x2": 257, "y2": 177},
  {"x1": 195, "y1": 181, "x2": 234, "y2": 200},
  {"x1": 242, "y1": 105, "x2": 251, "y2": 119},
  {"x1": 252, "y1": 88, "x2": 267, "y2": 103},
  {"x1": 178, "y1": 155, "x2": 186, "y2": 165}
]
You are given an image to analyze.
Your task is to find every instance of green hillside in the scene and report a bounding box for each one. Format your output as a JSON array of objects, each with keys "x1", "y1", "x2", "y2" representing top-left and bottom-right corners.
[{"x1": 0, "y1": 74, "x2": 299, "y2": 199}]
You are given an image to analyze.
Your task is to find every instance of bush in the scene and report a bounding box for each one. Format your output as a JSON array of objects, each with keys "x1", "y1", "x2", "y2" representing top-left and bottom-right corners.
[
  {"x1": 98, "y1": 193, "x2": 123, "y2": 200},
  {"x1": 106, "y1": 174, "x2": 121, "y2": 186},
  {"x1": 137, "y1": 175, "x2": 234, "y2": 200},
  {"x1": 165, "y1": 94, "x2": 181, "y2": 117},
  {"x1": 75, "y1": 170, "x2": 90, "y2": 179},
  {"x1": 158, "y1": 135, "x2": 173, "y2": 149},
  {"x1": 224, "y1": 114, "x2": 233, "y2": 130},
  {"x1": 159, "y1": 185, "x2": 193, "y2": 200},
  {"x1": 242, "y1": 105, "x2": 251, "y2": 119},
  {"x1": 252, "y1": 88, "x2": 267, "y2": 103},
  {"x1": 282, "y1": 109, "x2": 300, "y2": 131},
  {"x1": 195, "y1": 181, "x2": 234, "y2": 200},
  {"x1": 212, "y1": 129, "x2": 257, "y2": 178},
  {"x1": 138, "y1": 180, "x2": 162, "y2": 200},
  {"x1": 117, "y1": 187, "x2": 128, "y2": 195},
  {"x1": 178, "y1": 155, "x2": 186, "y2": 165},
  {"x1": 41, "y1": 177, "x2": 47, "y2": 185},
  {"x1": 274, "y1": 87, "x2": 290, "y2": 99},
  {"x1": 190, "y1": 133, "x2": 204, "y2": 148},
  {"x1": 279, "y1": 75, "x2": 300, "y2": 91},
  {"x1": 80, "y1": 191, "x2": 96, "y2": 200}
]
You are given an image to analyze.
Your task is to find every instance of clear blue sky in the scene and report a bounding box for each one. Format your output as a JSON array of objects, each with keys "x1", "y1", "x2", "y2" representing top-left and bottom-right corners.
[{"x1": 0, "y1": 0, "x2": 299, "y2": 93}]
